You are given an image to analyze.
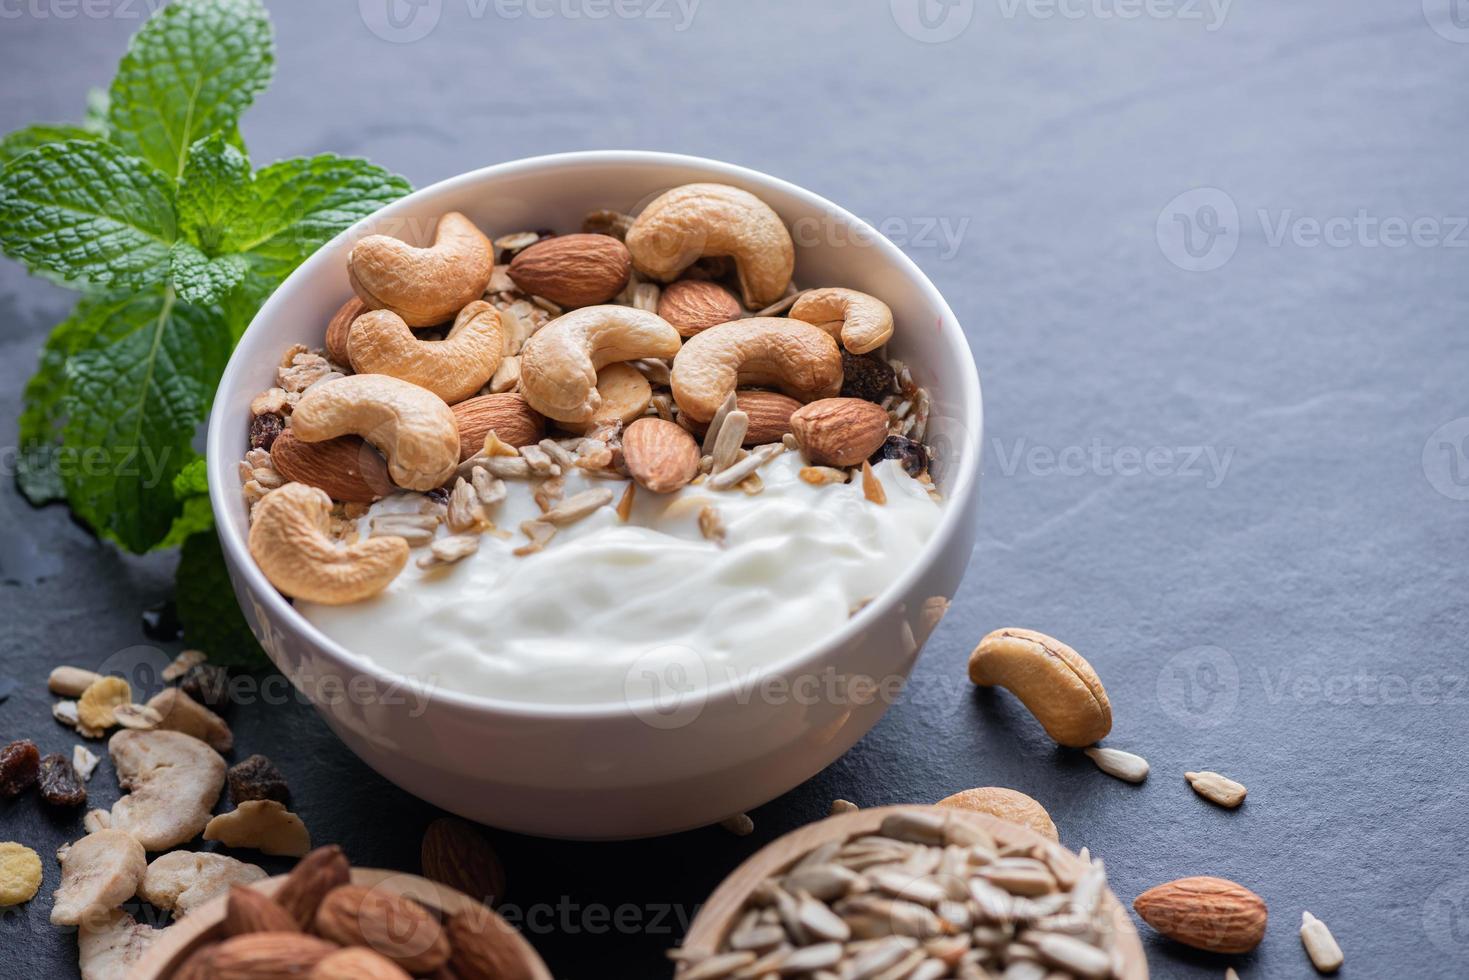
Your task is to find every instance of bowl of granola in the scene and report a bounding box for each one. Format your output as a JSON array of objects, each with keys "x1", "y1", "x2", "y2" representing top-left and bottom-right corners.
[{"x1": 207, "y1": 151, "x2": 981, "y2": 838}]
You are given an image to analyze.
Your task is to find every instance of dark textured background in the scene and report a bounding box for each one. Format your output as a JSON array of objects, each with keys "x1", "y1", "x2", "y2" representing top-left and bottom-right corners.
[{"x1": 3, "y1": 1, "x2": 1468, "y2": 977}]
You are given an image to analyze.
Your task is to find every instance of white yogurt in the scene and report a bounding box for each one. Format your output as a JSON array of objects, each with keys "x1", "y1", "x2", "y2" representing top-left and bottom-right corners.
[{"x1": 298, "y1": 454, "x2": 942, "y2": 705}]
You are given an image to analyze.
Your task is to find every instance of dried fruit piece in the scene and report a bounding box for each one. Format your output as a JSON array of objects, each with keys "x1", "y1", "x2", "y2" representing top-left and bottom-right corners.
[
  {"x1": 840, "y1": 350, "x2": 897, "y2": 403},
  {"x1": 205, "y1": 800, "x2": 311, "y2": 857},
  {"x1": 935, "y1": 786, "x2": 1059, "y2": 841},
  {"x1": 72, "y1": 745, "x2": 99, "y2": 781},
  {"x1": 37, "y1": 753, "x2": 86, "y2": 807},
  {"x1": 275, "y1": 845, "x2": 350, "y2": 928},
  {"x1": 314, "y1": 884, "x2": 450, "y2": 973},
  {"x1": 229, "y1": 754, "x2": 290, "y2": 806},
  {"x1": 79, "y1": 908, "x2": 158, "y2": 979},
  {"x1": 109, "y1": 729, "x2": 227, "y2": 851},
  {"x1": 181, "y1": 663, "x2": 232, "y2": 709},
  {"x1": 51, "y1": 829, "x2": 146, "y2": 926},
  {"x1": 870, "y1": 433, "x2": 929, "y2": 477},
  {"x1": 147, "y1": 687, "x2": 233, "y2": 752},
  {"x1": 1133, "y1": 876, "x2": 1268, "y2": 953},
  {"x1": 113, "y1": 703, "x2": 162, "y2": 730},
  {"x1": 140, "y1": 851, "x2": 267, "y2": 915},
  {"x1": 250, "y1": 412, "x2": 284, "y2": 450},
  {"x1": 1300, "y1": 910, "x2": 1344, "y2": 973},
  {"x1": 77, "y1": 676, "x2": 131, "y2": 731},
  {"x1": 0, "y1": 842, "x2": 43, "y2": 905},
  {"x1": 1185, "y1": 770, "x2": 1247, "y2": 808},
  {"x1": 0, "y1": 740, "x2": 41, "y2": 798},
  {"x1": 421, "y1": 817, "x2": 506, "y2": 907},
  {"x1": 1084, "y1": 747, "x2": 1150, "y2": 783}
]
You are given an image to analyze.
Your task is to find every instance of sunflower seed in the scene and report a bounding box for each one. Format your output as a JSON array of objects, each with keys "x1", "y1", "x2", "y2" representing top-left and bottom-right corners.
[
  {"x1": 1084, "y1": 747, "x2": 1150, "y2": 783},
  {"x1": 702, "y1": 391, "x2": 739, "y2": 455},
  {"x1": 1300, "y1": 911, "x2": 1343, "y2": 973},
  {"x1": 1185, "y1": 770, "x2": 1247, "y2": 808},
  {"x1": 540, "y1": 489, "x2": 614, "y2": 526},
  {"x1": 678, "y1": 951, "x2": 757, "y2": 980},
  {"x1": 538, "y1": 438, "x2": 576, "y2": 468},
  {"x1": 418, "y1": 534, "x2": 479, "y2": 568},
  {"x1": 711, "y1": 411, "x2": 748, "y2": 472}
]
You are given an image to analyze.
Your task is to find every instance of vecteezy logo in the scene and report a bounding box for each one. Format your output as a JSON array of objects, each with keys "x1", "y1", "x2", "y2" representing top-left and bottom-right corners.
[
  {"x1": 890, "y1": 0, "x2": 975, "y2": 43},
  {"x1": 1156, "y1": 645, "x2": 1239, "y2": 729},
  {"x1": 1156, "y1": 187, "x2": 1240, "y2": 272},
  {"x1": 1424, "y1": 0, "x2": 1469, "y2": 43},
  {"x1": 359, "y1": 0, "x2": 442, "y2": 44},
  {"x1": 1422, "y1": 418, "x2": 1469, "y2": 501},
  {"x1": 624, "y1": 644, "x2": 709, "y2": 730}
]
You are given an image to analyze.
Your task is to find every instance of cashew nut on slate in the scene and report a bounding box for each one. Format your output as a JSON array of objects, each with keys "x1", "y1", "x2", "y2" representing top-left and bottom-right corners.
[
  {"x1": 790, "y1": 287, "x2": 895, "y2": 355},
  {"x1": 108, "y1": 729, "x2": 226, "y2": 851},
  {"x1": 625, "y1": 183, "x2": 795, "y2": 308},
  {"x1": 967, "y1": 628, "x2": 1113, "y2": 747},
  {"x1": 348, "y1": 211, "x2": 494, "y2": 327},
  {"x1": 51, "y1": 829, "x2": 146, "y2": 926},
  {"x1": 518, "y1": 305, "x2": 681, "y2": 423},
  {"x1": 290, "y1": 374, "x2": 460, "y2": 490},
  {"x1": 670, "y1": 317, "x2": 843, "y2": 423},
  {"x1": 346, "y1": 301, "x2": 504, "y2": 404},
  {"x1": 248, "y1": 482, "x2": 409, "y2": 604}
]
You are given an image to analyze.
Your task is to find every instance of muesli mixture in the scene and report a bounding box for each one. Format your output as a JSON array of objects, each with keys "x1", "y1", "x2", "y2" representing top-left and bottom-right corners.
[{"x1": 240, "y1": 183, "x2": 944, "y2": 701}]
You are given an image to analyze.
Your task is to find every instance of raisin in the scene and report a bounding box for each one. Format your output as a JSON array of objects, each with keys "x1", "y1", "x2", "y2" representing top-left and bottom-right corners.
[
  {"x1": 425, "y1": 486, "x2": 450, "y2": 505},
  {"x1": 0, "y1": 740, "x2": 40, "y2": 798},
  {"x1": 229, "y1": 754, "x2": 290, "y2": 806},
  {"x1": 840, "y1": 351, "x2": 897, "y2": 404},
  {"x1": 37, "y1": 754, "x2": 85, "y2": 808},
  {"x1": 180, "y1": 663, "x2": 231, "y2": 710},
  {"x1": 250, "y1": 412, "x2": 284, "y2": 451},
  {"x1": 871, "y1": 434, "x2": 929, "y2": 478}
]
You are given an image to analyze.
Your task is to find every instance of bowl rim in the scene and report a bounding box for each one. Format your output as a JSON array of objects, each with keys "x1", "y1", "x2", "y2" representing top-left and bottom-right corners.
[{"x1": 207, "y1": 149, "x2": 983, "y2": 720}]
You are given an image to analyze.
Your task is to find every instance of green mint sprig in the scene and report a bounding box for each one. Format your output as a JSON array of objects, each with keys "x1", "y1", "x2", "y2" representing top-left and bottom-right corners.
[{"x1": 0, "y1": 0, "x2": 412, "y2": 665}]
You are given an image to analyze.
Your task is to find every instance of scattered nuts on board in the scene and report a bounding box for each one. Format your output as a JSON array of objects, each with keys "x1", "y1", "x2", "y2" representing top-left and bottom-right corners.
[
  {"x1": 1185, "y1": 770, "x2": 1248, "y2": 808},
  {"x1": 1132, "y1": 876, "x2": 1268, "y2": 953},
  {"x1": 1084, "y1": 747, "x2": 1150, "y2": 784},
  {"x1": 967, "y1": 628, "x2": 1113, "y2": 748},
  {"x1": 1300, "y1": 910, "x2": 1344, "y2": 973}
]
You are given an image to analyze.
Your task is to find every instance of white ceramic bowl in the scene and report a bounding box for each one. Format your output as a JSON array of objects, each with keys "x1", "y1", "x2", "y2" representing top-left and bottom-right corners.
[{"x1": 207, "y1": 151, "x2": 982, "y2": 839}]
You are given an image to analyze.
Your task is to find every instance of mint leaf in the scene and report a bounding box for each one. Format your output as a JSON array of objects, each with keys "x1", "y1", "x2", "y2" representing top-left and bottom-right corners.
[
  {"x1": 17, "y1": 293, "x2": 154, "y2": 505},
  {"x1": 158, "y1": 454, "x2": 215, "y2": 549},
  {"x1": 170, "y1": 241, "x2": 248, "y2": 304},
  {"x1": 83, "y1": 89, "x2": 110, "y2": 137},
  {"x1": 0, "y1": 140, "x2": 176, "y2": 290},
  {"x1": 174, "y1": 456, "x2": 210, "y2": 498},
  {"x1": 177, "y1": 133, "x2": 254, "y2": 254},
  {"x1": 61, "y1": 286, "x2": 231, "y2": 552},
  {"x1": 107, "y1": 0, "x2": 273, "y2": 179},
  {"x1": 237, "y1": 154, "x2": 411, "y2": 282},
  {"x1": 0, "y1": 124, "x2": 101, "y2": 167},
  {"x1": 176, "y1": 530, "x2": 268, "y2": 668}
]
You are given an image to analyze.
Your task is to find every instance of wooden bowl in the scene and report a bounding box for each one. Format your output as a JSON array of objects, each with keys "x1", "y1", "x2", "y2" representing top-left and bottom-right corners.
[
  {"x1": 131, "y1": 867, "x2": 553, "y2": 979},
  {"x1": 680, "y1": 805, "x2": 1148, "y2": 979}
]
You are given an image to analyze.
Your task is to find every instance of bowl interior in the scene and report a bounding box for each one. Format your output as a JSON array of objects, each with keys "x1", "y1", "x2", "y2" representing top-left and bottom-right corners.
[{"x1": 207, "y1": 151, "x2": 982, "y2": 712}]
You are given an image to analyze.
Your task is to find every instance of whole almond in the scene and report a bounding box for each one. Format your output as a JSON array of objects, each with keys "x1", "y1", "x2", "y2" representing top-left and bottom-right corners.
[
  {"x1": 451, "y1": 394, "x2": 545, "y2": 460},
  {"x1": 1133, "y1": 876, "x2": 1268, "y2": 953},
  {"x1": 508, "y1": 233, "x2": 631, "y2": 307},
  {"x1": 729, "y1": 391, "x2": 800, "y2": 444},
  {"x1": 224, "y1": 885, "x2": 299, "y2": 936},
  {"x1": 789, "y1": 397, "x2": 890, "y2": 467},
  {"x1": 421, "y1": 817, "x2": 506, "y2": 907},
  {"x1": 447, "y1": 907, "x2": 534, "y2": 980},
  {"x1": 171, "y1": 943, "x2": 217, "y2": 980},
  {"x1": 309, "y1": 947, "x2": 413, "y2": 980},
  {"x1": 324, "y1": 296, "x2": 366, "y2": 366},
  {"x1": 656, "y1": 279, "x2": 742, "y2": 336},
  {"x1": 209, "y1": 932, "x2": 338, "y2": 980},
  {"x1": 275, "y1": 845, "x2": 351, "y2": 929},
  {"x1": 622, "y1": 418, "x2": 700, "y2": 494},
  {"x1": 270, "y1": 430, "x2": 396, "y2": 502},
  {"x1": 314, "y1": 884, "x2": 450, "y2": 974}
]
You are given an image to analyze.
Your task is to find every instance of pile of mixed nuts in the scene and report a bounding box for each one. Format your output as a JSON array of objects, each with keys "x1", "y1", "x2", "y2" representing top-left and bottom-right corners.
[{"x1": 239, "y1": 182, "x2": 938, "y2": 606}]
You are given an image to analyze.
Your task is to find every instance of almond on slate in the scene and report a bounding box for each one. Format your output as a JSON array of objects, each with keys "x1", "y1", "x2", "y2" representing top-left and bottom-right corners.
[
  {"x1": 314, "y1": 884, "x2": 450, "y2": 974},
  {"x1": 270, "y1": 430, "x2": 396, "y2": 503},
  {"x1": 421, "y1": 816, "x2": 506, "y2": 907},
  {"x1": 451, "y1": 394, "x2": 545, "y2": 460},
  {"x1": 275, "y1": 845, "x2": 351, "y2": 929},
  {"x1": 224, "y1": 884, "x2": 299, "y2": 936},
  {"x1": 447, "y1": 906, "x2": 535, "y2": 980},
  {"x1": 790, "y1": 397, "x2": 891, "y2": 467},
  {"x1": 310, "y1": 947, "x2": 413, "y2": 980},
  {"x1": 1133, "y1": 875, "x2": 1268, "y2": 953},
  {"x1": 209, "y1": 932, "x2": 338, "y2": 980},
  {"x1": 622, "y1": 418, "x2": 700, "y2": 493},
  {"x1": 507, "y1": 233, "x2": 631, "y2": 308},
  {"x1": 656, "y1": 279, "x2": 742, "y2": 336}
]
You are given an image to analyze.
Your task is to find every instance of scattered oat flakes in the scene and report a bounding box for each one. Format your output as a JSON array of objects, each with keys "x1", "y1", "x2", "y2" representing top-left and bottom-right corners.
[
  {"x1": 71, "y1": 746, "x2": 99, "y2": 782},
  {"x1": 77, "y1": 677, "x2": 131, "y2": 732},
  {"x1": 113, "y1": 704, "x2": 162, "y2": 731}
]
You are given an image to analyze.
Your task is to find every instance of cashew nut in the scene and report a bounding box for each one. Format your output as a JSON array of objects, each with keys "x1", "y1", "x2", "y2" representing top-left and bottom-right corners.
[
  {"x1": 967, "y1": 628, "x2": 1112, "y2": 747},
  {"x1": 670, "y1": 317, "x2": 843, "y2": 423},
  {"x1": 936, "y1": 786, "x2": 1059, "y2": 842},
  {"x1": 248, "y1": 482, "x2": 409, "y2": 605},
  {"x1": 346, "y1": 302, "x2": 504, "y2": 404},
  {"x1": 790, "y1": 287, "x2": 895, "y2": 355},
  {"x1": 291, "y1": 374, "x2": 460, "y2": 490},
  {"x1": 625, "y1": 183, "x2": 794, "y2": 308},
  {"x1": 348, "y1": 211, "x2": 494, "y2": 327},
  {"x1": 518, "y1": 305, "x2": 681, "y2": 423},
  {"x1": 556, "y1": 363, "x2": 651, "y2": 434}
]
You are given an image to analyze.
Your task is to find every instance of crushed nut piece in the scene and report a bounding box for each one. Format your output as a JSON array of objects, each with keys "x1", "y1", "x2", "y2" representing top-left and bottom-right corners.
[
  {"x1": 534, "y1": 475, "x2": 566, "y2": 512},
  {"x1": 541, "y1": 489, "x2": 614, "y2": 526},
  {"x1": 418, "y1": 534, "x2": 481, "y2": 569},
  {"x1": 698, "y1": 505, "x2": 727, "y2": 546},
  {"x1": 616, "y1": 482, "x2": 636, "y2": 522},
  {"x1": 447, "y1": 478, "x2": 487, "y2": 534},
  {"x1": 161, "y1": 650, "x2": 206, "y2": 683},
  {"x1": 72, "y1": 745, "x2": 99, "y2": 781},
  {"x1": 860, "y1": 461, "x2": 887, "y2": 504},
  {"x1": 800, "y1": 466, "x2": 848, "y2": 486},
  {"x1": 514, "y1": 520, "x2": 557, "y2": 556}
]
